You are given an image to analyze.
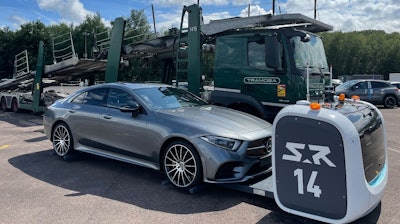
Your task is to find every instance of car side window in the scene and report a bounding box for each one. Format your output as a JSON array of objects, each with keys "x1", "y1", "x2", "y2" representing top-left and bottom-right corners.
[
  {"x1": 71, "y1": 88, "x2": 107, "y2": 106},
  {"x1": 371, "y1": 81, "x2": 388, "y2": 88},
  {"x1": 107, "y1": 88, "x2": 137, "y2": 109},
  {"x1": 354, "y1": 82, "x2": 367, "y2": 90},
  {"x1": 71, "y1": 92, "x2": 87, "y2": 104}
]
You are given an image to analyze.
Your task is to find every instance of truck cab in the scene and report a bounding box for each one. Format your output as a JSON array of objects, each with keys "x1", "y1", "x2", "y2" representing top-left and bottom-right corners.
[{"x1": 210, "y1": 29, "x2": 330, "y2": 121}]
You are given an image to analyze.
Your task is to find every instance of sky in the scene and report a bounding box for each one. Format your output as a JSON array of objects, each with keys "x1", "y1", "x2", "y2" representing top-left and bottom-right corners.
[{"x1": 1, "y1": 0, "x2": 399, "y2": 34}]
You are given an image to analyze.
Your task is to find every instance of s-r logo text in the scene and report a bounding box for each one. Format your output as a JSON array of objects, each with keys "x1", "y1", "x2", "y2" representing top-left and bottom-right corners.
[{"x1": 283, "y1": 142, "x2": 336, "y2": 167}]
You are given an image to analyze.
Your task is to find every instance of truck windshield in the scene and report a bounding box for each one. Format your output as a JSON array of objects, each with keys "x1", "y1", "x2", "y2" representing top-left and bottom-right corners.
[{"x1": 290, "y1": 35, "x2": 328, "y2": 71}]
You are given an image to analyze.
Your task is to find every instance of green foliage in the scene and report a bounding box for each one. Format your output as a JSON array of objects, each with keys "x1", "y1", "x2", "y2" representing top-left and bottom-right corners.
[
  {"x1": 0, "y1": 28, "x2": 15, "y2": 78},
  {"x1": 124, "y1": 9, "x2": 152, "y2": 43},
  {"x1": 119, "y1": 9, "x2": 154, "y2": 81},
  {"x1": 73, "y1": 13, "x2": 107, "y2": 59},
  {"x1": 321, "y1": 30, "x2": 400, "y2": 78},
  {"x1": 1, "y1": 12, "x2": 400, "y2": 83}
]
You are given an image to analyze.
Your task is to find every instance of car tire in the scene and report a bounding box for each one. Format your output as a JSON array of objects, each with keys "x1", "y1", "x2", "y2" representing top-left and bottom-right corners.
[
  {"x1": 11, "y1": 98, "x2": 19, "y2": 113},
  {"x1": 1, "y1": 97, "x2": 7, "y2": 111},
  {"x1": 383, "y1": 95, "x2": 397, "y2": 108},
  {"x1": 162, "y1": 140, "x2": 203, "y2": 191},
  {"x1": 52, "y1": 123, "x2": 74, "y2": 157}
]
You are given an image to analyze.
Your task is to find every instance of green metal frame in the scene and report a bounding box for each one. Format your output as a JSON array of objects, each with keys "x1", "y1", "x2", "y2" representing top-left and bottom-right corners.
[
  {"x1": 176, "y1": 4, "x2": 202, "y2": 95},
  {"x1": 19, "y1": 41, "x2": 45, "y2": 113},
  {"x1": 105, "y1": 17, "x2": 126, "y2": 83}
]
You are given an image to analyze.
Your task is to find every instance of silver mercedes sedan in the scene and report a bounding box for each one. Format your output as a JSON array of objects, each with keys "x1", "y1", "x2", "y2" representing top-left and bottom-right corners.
[{"x1": 43, "y1": 83, "x2": 272, "y2": 191}]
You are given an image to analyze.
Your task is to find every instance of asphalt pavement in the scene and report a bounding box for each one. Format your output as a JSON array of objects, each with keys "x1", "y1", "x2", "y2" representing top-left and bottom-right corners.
[{"x1": 0, "y1": 107, "x2": 399, "y2": 224}]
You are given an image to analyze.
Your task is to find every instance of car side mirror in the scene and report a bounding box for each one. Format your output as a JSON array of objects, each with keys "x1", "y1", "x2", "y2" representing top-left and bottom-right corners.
[
  {"x1": 120, "y1": 102, "x2": 141, "y2": 117},
  {"x1": 351, "y1": 86, "x2": 359, "y2": 90}
]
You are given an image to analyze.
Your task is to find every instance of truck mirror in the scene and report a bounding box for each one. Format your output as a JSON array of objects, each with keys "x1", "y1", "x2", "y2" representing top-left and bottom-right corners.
[{"x1": 265, "y1": 34, "x2": 281, "y2": 70}]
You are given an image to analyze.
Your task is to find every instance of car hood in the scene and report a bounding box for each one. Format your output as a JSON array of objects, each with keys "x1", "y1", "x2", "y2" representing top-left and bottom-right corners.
[{"x1": 155, "y1": 105, "x2": 272, "y2": 139}]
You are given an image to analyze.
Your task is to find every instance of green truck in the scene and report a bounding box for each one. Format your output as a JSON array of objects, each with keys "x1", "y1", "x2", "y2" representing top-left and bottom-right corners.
[{"x1": 120, "y1": 4, "x2": 333, "y2": 122}]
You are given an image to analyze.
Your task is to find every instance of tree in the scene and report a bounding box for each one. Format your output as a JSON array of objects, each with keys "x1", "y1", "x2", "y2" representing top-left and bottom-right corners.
[
  {"x1": 73, "y1": 13, "x2": 107, "y2": 59},
  {"x1": 120, "y1": 9, "x2": 153, "y2": 81},
  {"x1": 124, "y1": 9, "x2": 152, "y2": 43},
  {"x1": 321, "y1": 30, "x2": 400, "y2": 79},
  {"x1": 12, "y1": 21, "x2": 51, "y2": 72},
  {"x1": 0, "y1": 27, "x2": 15, "y2": 79}
]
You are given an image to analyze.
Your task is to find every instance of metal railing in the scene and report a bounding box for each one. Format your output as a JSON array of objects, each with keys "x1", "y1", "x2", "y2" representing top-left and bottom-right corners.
[
  {"x1": 13, "y1": 50, "x2": 30, "y2": 79},
  {"x1": 93, "y1": 23, "x2": 157, "y2": 58},
  {"x1": 52, "y1": 32, "x2": 77, "y2": 64}
]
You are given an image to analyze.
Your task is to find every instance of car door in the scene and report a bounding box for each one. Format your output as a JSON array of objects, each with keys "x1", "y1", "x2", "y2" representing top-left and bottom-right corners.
[
  {"x1": 351, "y1": 81, "x2": 369, "y2": 101},
  {"x1": 98, "y1": 88, "x2": 150, "y2": 160},
  {"x1": 370, "y1": 81, "x2": 387, "y2": 104},
  {"x1": 67, "y1": 87, "x2": 108, "y2": 148}
]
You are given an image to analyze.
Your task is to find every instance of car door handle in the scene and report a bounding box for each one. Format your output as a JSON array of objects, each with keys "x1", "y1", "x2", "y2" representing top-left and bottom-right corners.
[
  {"x1": 69, "y1": 109, "x2": 76, "y2": 113},
  {"x1": 102, "y1": 114, "x2": 112, "y2": 119}
]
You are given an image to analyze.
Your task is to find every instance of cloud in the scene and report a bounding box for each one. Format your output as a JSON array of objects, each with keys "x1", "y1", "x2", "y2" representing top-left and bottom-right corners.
[
  {"x1": 37, "y1": 0, "x2": 94, "y2": 25},
  {"x1": 9, "y1": 15, "x2": 29, "y2": 28},
  {"x1": 153, "y1": 0, "x2": 230, "y2": 7},
  {"x1": 280, "y1": 0, "x2": 400, "y2": 33},
  {"x1": 239, "y1": 4, "x2": 270, "y2": 17},
  {"x1": 152, "y1": 8, "x2": 183, "y2": 34}
]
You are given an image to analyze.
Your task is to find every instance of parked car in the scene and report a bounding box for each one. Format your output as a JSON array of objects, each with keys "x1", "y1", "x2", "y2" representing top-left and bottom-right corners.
[
  {"x1": 391, "y1": 81, "x2": 400, "y2": 106},
  {"x1": 335, "y1": 79, "x2": 399, "y2": 108},
  {"x1": 43, "y1": 82, "x2": 273, "y2": 191},
  {"x1": 332, "y1": 79, "x2": 343, "y2": 87},
  {"x1": 391, "y1": 81, "x2": 400, "y2": 89}
]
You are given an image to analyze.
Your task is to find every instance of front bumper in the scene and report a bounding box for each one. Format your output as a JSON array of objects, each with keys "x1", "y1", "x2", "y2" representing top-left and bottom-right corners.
[{"x1": 192, "y1": 137, "x2": 272, "y2": 184}]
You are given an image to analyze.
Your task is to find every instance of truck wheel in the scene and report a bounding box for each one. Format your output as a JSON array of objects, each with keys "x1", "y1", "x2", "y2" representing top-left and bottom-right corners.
[
  {"x1": 1, "y1": 97, "x2": 7, "y2": 111},
  {"x1": 11, "y1": 98, "x2": 19, "y2": 112},
  {"x1": 162, "y1": 140, "x2": 202, "y2": 191},
  {"x1": 52, "y1": 123, "x2": 74, "y2": 157},
  {"x1": 383, "y1": 95, "x2": 396, "y2": 108}
]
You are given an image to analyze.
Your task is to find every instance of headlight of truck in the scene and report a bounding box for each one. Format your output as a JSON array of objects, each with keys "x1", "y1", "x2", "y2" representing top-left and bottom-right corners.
[{"x1": 200, "y1": 136, "x2": 242, "y2": 151}]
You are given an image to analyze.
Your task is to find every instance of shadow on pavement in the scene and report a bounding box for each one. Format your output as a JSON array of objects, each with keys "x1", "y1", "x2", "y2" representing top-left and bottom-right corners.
[{"x1": 8, "y1": 149, "x2": 291, "y2": 218}]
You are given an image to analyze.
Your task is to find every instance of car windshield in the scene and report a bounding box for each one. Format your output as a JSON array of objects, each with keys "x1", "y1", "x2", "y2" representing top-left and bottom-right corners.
[
  {"x1": 336, "y1": 80, "x2": 358, "y2": 90},
  {"x1": 290, "y1": 34, "x2": 328, "y2": 71},
  {"x1": 133, "y1": 86, "x2": 207, "y2": 110}
]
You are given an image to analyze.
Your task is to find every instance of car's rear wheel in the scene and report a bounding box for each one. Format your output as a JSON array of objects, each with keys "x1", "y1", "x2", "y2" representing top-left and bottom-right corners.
[
  {"x1": 1, "y1": 97, "x2": 7, "y2": 111},
  {"x1": 163, "y1": 140, "x2": 202, "y2": 191},
  {"x1": 52, "y1": 123, "x2": 74, "y2": 157},
  {"x1": 383, "y1": 95, "x2": 397, "y2": 108}
]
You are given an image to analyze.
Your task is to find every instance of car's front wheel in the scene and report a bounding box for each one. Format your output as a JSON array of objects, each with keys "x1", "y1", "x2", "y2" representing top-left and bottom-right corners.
[
  {"x1": 52, "y1": 123, "x2": 74, "y2": 157},
  {"x1": 162, "y1": 140, "x2": 202, "y2": 191},
  {"x1": 383, "y1": 95, "x2": 397, "y2": 108}
]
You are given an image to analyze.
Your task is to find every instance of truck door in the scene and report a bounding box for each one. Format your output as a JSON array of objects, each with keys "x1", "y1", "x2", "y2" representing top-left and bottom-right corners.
[
  {"x1": 213, "y1": 36, "x2": 244, "y2": 91},
  {"x1": 241, "y1": 34, "x2": 287, "y2": 105}
]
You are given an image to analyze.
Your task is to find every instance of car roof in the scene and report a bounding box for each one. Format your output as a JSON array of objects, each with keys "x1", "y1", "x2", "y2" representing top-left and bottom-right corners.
[
  {"x1": 70, "y1": 82, "x2": 174, "y2": 97},
  {"x1": 81, "y1": 82, "x2": 173, "y2": 91},
  {"x1": 344, "y1": 79, "x2": 391, "y2": 84},
  {"x1": 348, "y1": 79, "x2": 387, "y2": 82},
  {"x1": 105, "y1": 82, "x2": 172, "y2": 89}
]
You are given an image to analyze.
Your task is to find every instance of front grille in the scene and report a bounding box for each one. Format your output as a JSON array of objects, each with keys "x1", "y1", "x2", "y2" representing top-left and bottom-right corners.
[{"x1": 247, "y1": 137, "x2": 272, "y2": 157}]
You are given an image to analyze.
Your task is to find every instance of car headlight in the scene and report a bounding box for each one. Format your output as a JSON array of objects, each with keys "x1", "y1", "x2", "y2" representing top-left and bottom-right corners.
[{"x1": 200, "y1": 136, "x2": 242, "y2": 151}]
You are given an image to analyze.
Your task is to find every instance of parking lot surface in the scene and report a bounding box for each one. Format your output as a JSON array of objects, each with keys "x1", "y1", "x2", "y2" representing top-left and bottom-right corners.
[{"x1": 0, "y1": 107, "x2": 399, "y2": 224}]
